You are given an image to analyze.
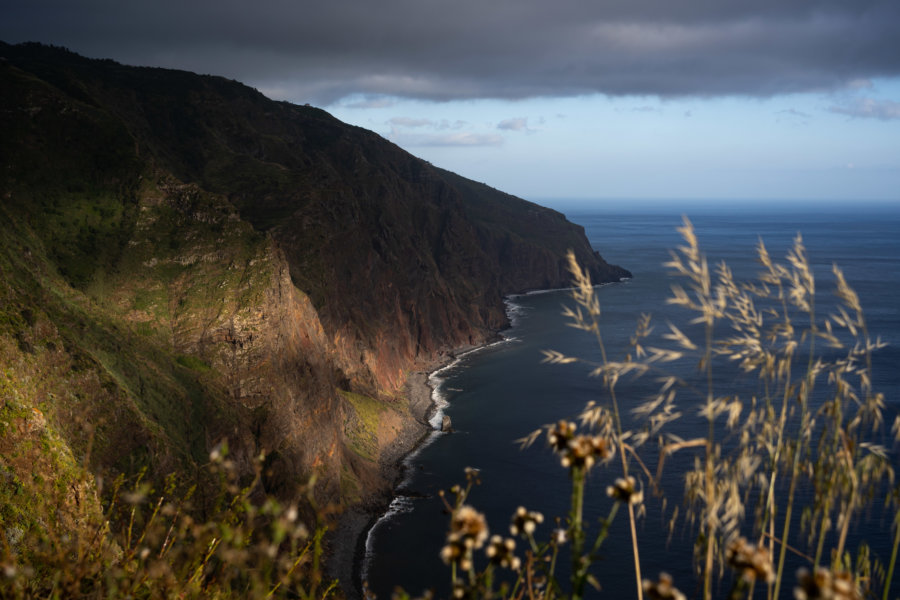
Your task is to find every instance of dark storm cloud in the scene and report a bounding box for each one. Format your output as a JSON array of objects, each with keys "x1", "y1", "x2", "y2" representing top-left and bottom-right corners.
[{"x1": 2, "y1": 0, "x2": 899, "y2": 104}]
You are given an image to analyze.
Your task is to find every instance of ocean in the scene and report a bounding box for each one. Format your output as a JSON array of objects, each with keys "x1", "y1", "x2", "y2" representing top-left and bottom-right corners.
[{"x1": 363, "y1": 202, "x2": 900, "y2": 599}]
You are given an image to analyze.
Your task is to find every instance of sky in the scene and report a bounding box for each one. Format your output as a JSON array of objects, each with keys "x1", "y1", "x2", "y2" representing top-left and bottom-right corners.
[{"x1": 2, "y1": 0, "x2": 900, "y2": 206}]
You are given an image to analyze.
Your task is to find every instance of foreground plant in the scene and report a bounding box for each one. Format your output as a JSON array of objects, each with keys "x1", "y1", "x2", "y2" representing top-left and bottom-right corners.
[
  {"x1": 596, "y1": 219, "x2": 892, "y2": 598},
  {"x1": 436, "y1": 468, "x2": 522, "y2": 599},
  {"x1": 659, "y1": 220, "x2": 892, "y2": 599},
  {"x1": 419, "y1": 219, "x2": 895, "y2": 599},
  {"x1": 0, "y1": 446, "x2": 337, "y2": 599}
]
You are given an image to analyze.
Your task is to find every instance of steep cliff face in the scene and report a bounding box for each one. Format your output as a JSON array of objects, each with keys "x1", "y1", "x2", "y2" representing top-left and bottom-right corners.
[
  {"x1": 0, "y1": 42, "x2": 629, "y2": 519},
  {"x1": 107, "y1": 177, "x2": 354, "y2": 497}
]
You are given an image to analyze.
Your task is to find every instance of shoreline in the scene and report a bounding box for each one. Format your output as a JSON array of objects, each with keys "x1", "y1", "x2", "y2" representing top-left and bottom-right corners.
[
  {"x1": 327, "y1": 289, "x2": 592, "y2": 597},
  {"x1": 328, "y1": 351, "x2": 472, "y2": 600}
]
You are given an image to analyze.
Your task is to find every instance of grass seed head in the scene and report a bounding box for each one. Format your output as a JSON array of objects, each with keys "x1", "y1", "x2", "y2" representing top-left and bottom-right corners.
[
  {"x1": 607, "y1": 475, "x2": 643, "y2": 506},
  {"x1": 725, "y1": 537, "x2": 774, "y2": 583},
  {"x1": 794, "y1": 567, "x2": 861, "y2": 600},
  {"x1": 485, "y1": 535, "x2": 520, "y2": 570},
  {"x1": 547, "y1": 420, "x2": 576, "y2": 452},
  {"x1": 448, "y1": 505, "x2": 489, "y2": 550},
  {"x1": 642, "y1": 572, "x2": 687, "y2": 600},
  {"x1": 510, "y1": 506, "x2": 544, "y2": 536}
]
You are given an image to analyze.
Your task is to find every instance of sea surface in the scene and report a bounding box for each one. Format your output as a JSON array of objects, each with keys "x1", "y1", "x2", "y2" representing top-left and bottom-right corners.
[{"x1": 363, "y1": 202, "x2": 900, "y2": 599}]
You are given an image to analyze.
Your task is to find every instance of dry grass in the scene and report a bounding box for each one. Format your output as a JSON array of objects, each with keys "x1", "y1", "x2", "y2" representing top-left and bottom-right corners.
[
  {"x1": 409, "y1": 219, "x2": 896, "y2": 600},
  {"x1": 1, "y1": 446, "x2": 337, "y2": 599}
]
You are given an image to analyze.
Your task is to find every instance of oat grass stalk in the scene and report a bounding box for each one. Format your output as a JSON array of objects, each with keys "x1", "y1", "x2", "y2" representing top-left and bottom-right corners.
[
  {"x1": 563, "y1": 250, "x2": 644, "y2": 600},
  {"x1": 769, "y1": 235, "x2": 818, "y2": 600},
  {"x1": 664, "y1": 217, "x2": 730, "y2": 599}
]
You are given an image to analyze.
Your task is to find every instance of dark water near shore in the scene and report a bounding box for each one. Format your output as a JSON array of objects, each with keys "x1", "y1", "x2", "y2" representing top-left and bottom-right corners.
[{"x1": 364, "y1": 202, "x2": 900, "y2": 598}]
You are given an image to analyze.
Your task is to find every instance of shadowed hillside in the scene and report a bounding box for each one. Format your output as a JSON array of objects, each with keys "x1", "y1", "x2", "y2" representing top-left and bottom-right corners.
[{"x1": 0, "y1": 41, "x2": 629, "y2": 559}]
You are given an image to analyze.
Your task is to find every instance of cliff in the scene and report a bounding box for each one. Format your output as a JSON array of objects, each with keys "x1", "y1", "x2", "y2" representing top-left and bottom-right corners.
[{"x1": 0, "y1": 41, "x2": 629, "y2": 543}]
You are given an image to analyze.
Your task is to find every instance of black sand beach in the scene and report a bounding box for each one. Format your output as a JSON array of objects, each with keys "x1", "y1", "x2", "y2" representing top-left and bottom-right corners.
[{"x1": 327, "y1": 371, "x2": 437, "y2": 599}]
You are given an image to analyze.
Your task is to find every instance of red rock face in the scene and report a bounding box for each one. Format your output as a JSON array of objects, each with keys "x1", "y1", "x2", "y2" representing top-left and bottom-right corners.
[{"x1": 267, "y1": 139, "x2": 629, "y2": 396}]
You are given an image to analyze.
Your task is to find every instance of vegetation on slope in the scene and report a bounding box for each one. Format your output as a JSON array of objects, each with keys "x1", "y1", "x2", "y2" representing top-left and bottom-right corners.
[
  {"x1": 2, "y1": 220, "x2": 896, "y2": 599},
  {"x1": 0, "y1": 41, "x2": 630, "y2": 598}
]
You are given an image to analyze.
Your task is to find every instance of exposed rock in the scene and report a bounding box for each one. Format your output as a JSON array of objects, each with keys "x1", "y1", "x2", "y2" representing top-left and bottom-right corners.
[{"x1": 441, "y1": 414, "x2": 453, "y2": 433}]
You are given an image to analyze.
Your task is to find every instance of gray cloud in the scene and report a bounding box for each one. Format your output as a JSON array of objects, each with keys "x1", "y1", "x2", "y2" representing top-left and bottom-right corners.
[
  {"x1": 830, "y1": 98, "x2": 900, "y2": 120},
  {"x1": 497, "y1": 118, "x2": 530, "y2": 132},
  {"x1": 619, "y1": 106, "x2": 662, "y2": 114},
  {"x1": 387, "y1": 117, "x2": 468, "y2": 130},
  {"x1": 342, "y1": 97, "x2": 398, "y2": 109},
  {"x1": 388, "y1": 132, "x2": 504, "y2": 147},
  {"x1": 775, "y1": 108, "x2": 812, "y2": 124},
  {"x1": 777, "y1": 109, "x2": 811, "y2": 119},
  {"x1": 389, "y1": 117, "x2": 436, "y2": 129},
  {"x1": 2, "y1": 0, "x2": 899, "y2": 104},
  {"x1": 385, "y1": 116, "x2": 488, "y2": 145}
]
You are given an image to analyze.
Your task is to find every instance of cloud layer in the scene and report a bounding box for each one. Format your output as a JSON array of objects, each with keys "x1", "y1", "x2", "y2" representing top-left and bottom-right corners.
[{"x1": 3, "y1": 0, "x2": 899, "y2": 104}]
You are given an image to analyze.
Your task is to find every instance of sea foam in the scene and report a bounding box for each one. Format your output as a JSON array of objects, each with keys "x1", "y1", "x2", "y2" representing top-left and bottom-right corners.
[{"x1": 361, "y1": 295, "x2": 524, "y2": 585}]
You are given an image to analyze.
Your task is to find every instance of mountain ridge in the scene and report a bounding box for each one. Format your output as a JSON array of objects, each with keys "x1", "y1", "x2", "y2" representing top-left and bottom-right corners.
[{"x1": 0, "y1": 41, "x2": 629, "y2": 568}]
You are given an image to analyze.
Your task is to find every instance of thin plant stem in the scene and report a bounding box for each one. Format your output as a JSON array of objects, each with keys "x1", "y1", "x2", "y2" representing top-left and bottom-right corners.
[
  {"x1": 883, "y1": 507, "x2": 900, "y2": 600},
  {"x1": 267, "y1": 540, "x2": 312, "y2": 599},
  {"x1": 576, "y1": 257, "x2": 644, "y2": 600},
  {"x1": 590, "y1": 502, "x2": 620, "y2": 555},
  {"x1": 703, "y1": 310, "x2": 716, "y2": 600},
  {"x1": 834, "y1": 438, "x2": 858, "y2": 564},
  {"x1": 727, "y1": 575, "x2": 749, "y2": 600},
  {"x1": 772, "y1": 243, "x2": 817, "y2": 600},
  {"x1": 772, "y1": 399, "x2": 805, "y2": 600},
  {"x1": 569, "y1": 465, "x2": 586, "y2": 599},
  {"x1": 813, "y1": 497, "x2": 832, "y2": 568}
]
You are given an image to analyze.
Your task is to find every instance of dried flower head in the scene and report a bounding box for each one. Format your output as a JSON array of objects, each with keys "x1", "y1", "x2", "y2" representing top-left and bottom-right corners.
[
  {"x1": 547, "y1": 420, "x2": 577, "y2": 452},
  {"x1": 440, "y1": 538, "x2": 468, "y2": 569},
  {"x1": 559, "y1": 434, "x2": 612, "y2": 470},
  {"x1": 510, "y1": 506, "x2": 544, "y2": 536},
  {"x1": 451, "y1": 581, "x2": 473, "y2": 599},
  {"x1": 726, "y1": 537, "x2": 774, "y2": 583},
  {"x1": 551, "y1": 528, "x2": 568, "y2": 546},
  {"x1": 794, "y1": 567, "x2": 861, "y2": 600},
  {"x1": 463, "y1": 466, "x2": 481, "y2": 485},
  {"x1": 642, "y1": 572, "x2": 687, "y2": 600},
  {"x1": 485, "y1": 535, "x2": 520, "y2": 570},
  {"x1": 448, "y1": 505, "x2": 489, "y2": 550},
  {"x1": 606, "y1": 475, "x2": 643, "y2": 505}
]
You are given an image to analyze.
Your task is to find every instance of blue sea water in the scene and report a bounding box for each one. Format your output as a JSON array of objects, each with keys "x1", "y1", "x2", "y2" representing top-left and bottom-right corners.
[{"x1": 364, "y1": 202, "x2": 900, "y2": 599}]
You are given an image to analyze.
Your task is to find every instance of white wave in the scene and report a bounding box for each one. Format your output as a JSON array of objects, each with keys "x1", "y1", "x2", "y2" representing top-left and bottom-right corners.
[
  {"x1": 427, "y1": 360, "x2": 457, "y2": 429},
  {"x1": 361, "y1": 494, "x2": 417, "y2": 583},
  {"x1": 361, "y1": 278, "x2": 630, "y2": 588},
  {"x1": 504, "y1": 296, "x2": 528, "y2": 327},
  {"x1": 361, "y1": 297, "x2": 528, "y2": 585},
  {"x1": 520, "y1": 281, "x2": 616, "y2": 297},
  {"x1": 397, "y1": 430, "x2": 442, "y2": 487}
]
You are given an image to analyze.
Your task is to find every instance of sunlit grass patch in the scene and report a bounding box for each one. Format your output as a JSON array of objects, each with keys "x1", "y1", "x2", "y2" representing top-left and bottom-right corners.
[{"x1": 340, "y1": 390, "x2": 385, "y2": 461}]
